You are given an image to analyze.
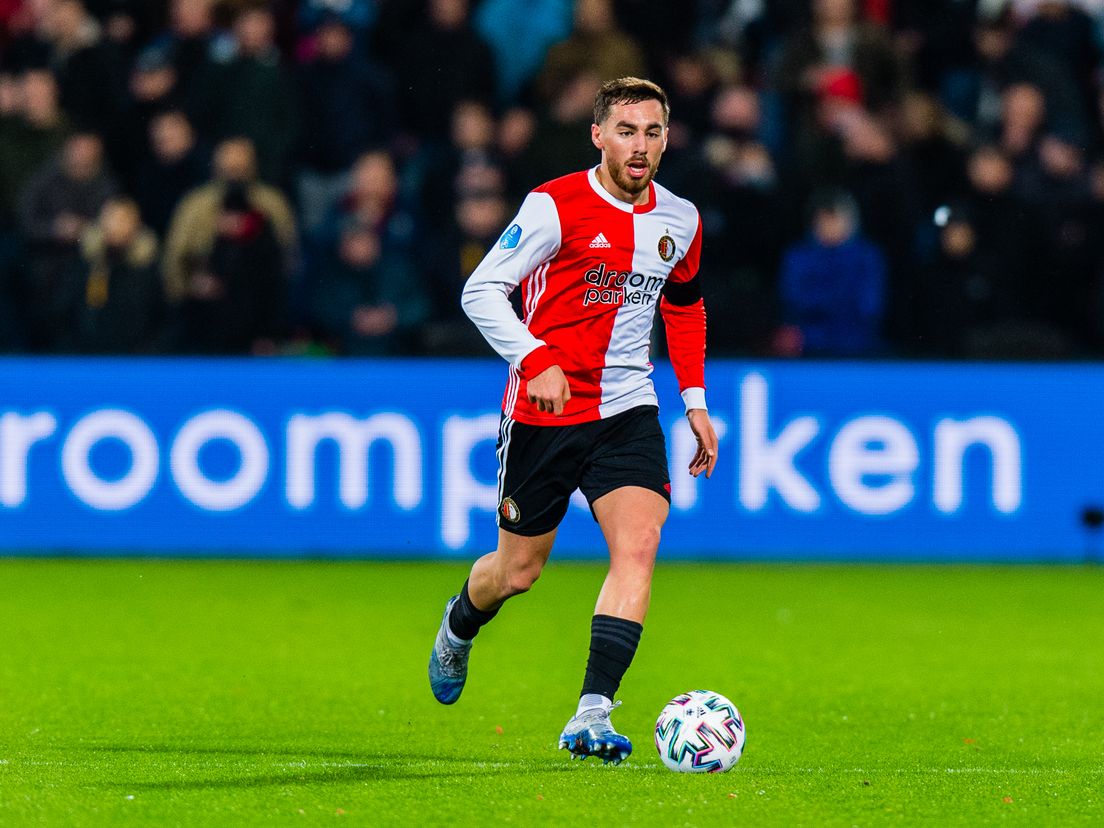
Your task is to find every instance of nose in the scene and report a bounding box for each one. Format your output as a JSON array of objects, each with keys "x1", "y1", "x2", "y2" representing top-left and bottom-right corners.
[{"x1": 630, "y1": 132, "x2": 647, "y2": 153}]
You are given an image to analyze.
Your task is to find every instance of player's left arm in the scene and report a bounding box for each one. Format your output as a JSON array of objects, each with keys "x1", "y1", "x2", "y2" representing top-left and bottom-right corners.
[{"x1": 660, "y1": 212, "x2": 717, "y2": 478}]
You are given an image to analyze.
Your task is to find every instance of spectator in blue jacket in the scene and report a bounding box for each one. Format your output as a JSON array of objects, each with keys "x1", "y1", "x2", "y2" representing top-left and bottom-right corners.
[
  {"x1": 472, "y1": 0, "x2": 571, "y2": 106},
  {"x1": 778, "y1": 189, "x2": 887, "y2": 357}
]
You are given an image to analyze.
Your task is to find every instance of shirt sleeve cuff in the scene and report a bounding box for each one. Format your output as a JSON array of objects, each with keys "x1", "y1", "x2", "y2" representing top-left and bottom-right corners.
[
  {"x1": 517, "y1": 344, "x2": 557, "y2": 380},
  {"x1": 681, "y1": 387, "x2": 707, "y2": 413}
]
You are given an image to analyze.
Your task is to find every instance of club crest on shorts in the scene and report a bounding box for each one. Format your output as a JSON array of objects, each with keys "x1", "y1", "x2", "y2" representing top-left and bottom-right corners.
[
  {"x1": 499, "y1": 497, "x2": 521, "y2": 524},
  {"x1": 658, "y1": 234, "x2": 676, "y2": 262}
]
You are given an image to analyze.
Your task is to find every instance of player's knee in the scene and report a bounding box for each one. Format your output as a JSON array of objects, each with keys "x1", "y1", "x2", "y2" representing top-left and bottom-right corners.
[
  {"x1": 632, "y1": 523, "x2": 662, "y2": 557},
  {"x1": 616, "y1": 524, "x2": 662, "y2": 571}
]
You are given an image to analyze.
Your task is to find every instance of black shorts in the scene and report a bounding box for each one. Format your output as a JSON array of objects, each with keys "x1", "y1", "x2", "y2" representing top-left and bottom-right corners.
[{"x1": 495, "y1": 405, "x2": 671, "y2": 536}]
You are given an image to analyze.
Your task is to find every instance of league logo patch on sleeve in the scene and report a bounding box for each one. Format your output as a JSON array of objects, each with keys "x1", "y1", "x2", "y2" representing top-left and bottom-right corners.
[{"x1": 499, "y1": 224, "x2": 523, "y2": 249}]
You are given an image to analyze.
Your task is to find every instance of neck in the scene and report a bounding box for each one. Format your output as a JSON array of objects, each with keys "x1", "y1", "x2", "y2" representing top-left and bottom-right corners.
[{"x1": 596, "y1": 163, "x2": 649, "y2": 206}]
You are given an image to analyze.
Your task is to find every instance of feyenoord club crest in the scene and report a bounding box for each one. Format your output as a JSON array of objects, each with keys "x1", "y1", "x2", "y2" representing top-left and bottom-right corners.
[
  {"x1": 499, "y1": 497, "x2": 521, "y2": 524},
  {"x1": 658, "y1": 234, "x2": 676, "y2": 262}
]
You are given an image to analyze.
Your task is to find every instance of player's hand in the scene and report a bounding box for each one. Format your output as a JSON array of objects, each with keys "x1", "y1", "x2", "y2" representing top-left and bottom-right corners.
[
  {"x1": 526, "y1": 365, "x2": 571, "y2": 415},
  {"x1": 686, "y1": 409, "x2": 718, "y2": 479}
]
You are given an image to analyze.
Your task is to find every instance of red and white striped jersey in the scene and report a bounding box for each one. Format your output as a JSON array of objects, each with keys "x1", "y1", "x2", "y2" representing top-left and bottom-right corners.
[{"x1": 462, "y1": 167, "x2": 706, "y2": 426}]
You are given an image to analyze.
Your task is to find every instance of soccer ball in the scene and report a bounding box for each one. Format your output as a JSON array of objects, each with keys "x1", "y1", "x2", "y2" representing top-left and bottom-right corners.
[{"x1": 654, "y1": 690, "x2": 745, "y2": 773}]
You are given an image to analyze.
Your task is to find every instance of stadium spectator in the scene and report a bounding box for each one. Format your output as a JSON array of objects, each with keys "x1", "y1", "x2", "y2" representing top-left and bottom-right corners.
[
  {"x1": 415, "y1": 99, "x2": 505, "y2": 230},
  {"x1": 668, "y1": 82, "x2": 785, "y2": 355},
  {"x1": 774, "y1": 0, "x2": 906, "y2": 133},
  {"x1": 1018, "y1": 0, "x2": 1102, "y2": 146},
  {"x1": 897, "y1": 91, "x2": 972, "y2": 218},
  {"x1": 110, "y1": 43, "x2": 183, "y2": 186},
  {"x1": 696, "y1": 0, "x2": 812, "y2": 82},
  {"x1": 472, "y1": 0, "x2": 571, "y2": 106},
  {"x1": 295, "y1": 11, "x2": 396, "y2": 235},
  {"x1": 950, "y1": 142, "x2": 1077, "y2": 356},
  {"x1": 661, "y1": 49, "x2": 730, "y2": 148},
  {"x1": 837, "y1": 111, "x2": 922, "y2": 347},
  {"x1": 0, "y1": 68, "x2": 69, "y2": 229},
  {"x1": 191, "y1": 4, "x2": 297, "y2": 184},
  {"x1": 35, "y1": 0, "x2": 127, "y2": 135},
  {"x1": 496, "y1": 105, "x2": 539, "y2": 199},
  {"x1": 313, "y1": 149, "x2": 418, "y2": 265},
  {"x1": 57, "y1": 196, "x2": 164, "y2": 353},
  {"x1": 390, "y1": 0, "x2": 496, "y2": 136},
  {"x1": 155, "y1": 0, "x2": 217, "y2": 111},
  {"x1": 0, "y1": 67, "x2": 72, "y2": 351},
  {"x1": 162, "y1": 137, "x2": 295, "y2": 307},
  {"x1": 969, "y1": 9, "x2": 1087, "y2": 146},
  {"x1": 1017, "y1": 133, "x2": 1097, "y2": 343},
  {"x1": 892, "y1": 0, "x2": 984, "y2": 108},
  {"x1": 514, "y1": 71, "x2": 604, "y2": 190},
  {"x1": 133, "y1": 109, "x2": 207, "y2": 237},
  {"x1": 172, "y1": 179, "x2": 285, "y2": 354},
  {"x1": 784, "y1": 60, "x2": 867, "y2": 200},
  {"x1": 918, "y1": 203, "x2": 1005, "y2": 357},
  {"x1": 297, "y1": 0, "x2": 377, "y2": 41},
  {"x1": 535, "y1": 0, "x2": 646, "y2": 106},
  {"x1": 308, "y1": 217, "x2": 426, "y2": 356},
  {"x1": 778, "y1": 188, "x2": 887, "y2": 357},
  {"x1": 421, "y1": 188, "x2": 509, "y2": 356},
  {"x1": 17, "y1": 130, "x2": 117, "y2": 350}
]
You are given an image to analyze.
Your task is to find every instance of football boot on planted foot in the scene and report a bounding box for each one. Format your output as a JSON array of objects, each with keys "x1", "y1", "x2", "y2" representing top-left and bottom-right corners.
[
  {"x1": 558, "y1": 701, "x2": 632, "y2": 764},
  {"x1": 428, "y1": 596, "x2": 471, "y2": 704}
]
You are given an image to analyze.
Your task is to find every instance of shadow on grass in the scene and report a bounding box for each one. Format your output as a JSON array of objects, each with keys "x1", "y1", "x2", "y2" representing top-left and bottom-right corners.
[
  {"x1": 117, "y1": 763, "x2": 580, "y2": 791},
  {"x1": 79, "y1": 743, "x2": 584, "y2": 791},
  {"x1": 82, "y1": 744, "x2": 412, "y2": 761}
]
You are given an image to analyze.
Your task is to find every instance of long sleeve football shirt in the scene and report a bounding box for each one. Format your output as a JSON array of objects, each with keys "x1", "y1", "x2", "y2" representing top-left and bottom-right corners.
[{"x1": 462, "y1": 167, "x2": 707, "y2": 425}]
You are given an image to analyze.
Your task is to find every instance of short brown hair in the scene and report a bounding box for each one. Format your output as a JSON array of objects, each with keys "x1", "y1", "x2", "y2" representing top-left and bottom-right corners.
[{"x1": 593, "y1": 77, "x2": 670, "y2": 127}]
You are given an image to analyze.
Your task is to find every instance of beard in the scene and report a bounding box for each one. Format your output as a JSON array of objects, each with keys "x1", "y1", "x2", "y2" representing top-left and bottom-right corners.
[{"x1": 606, "y1": 154, "x2": 659, "y2": 195}]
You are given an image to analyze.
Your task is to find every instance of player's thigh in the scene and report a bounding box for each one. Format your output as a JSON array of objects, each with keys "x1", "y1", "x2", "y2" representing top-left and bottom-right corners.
[
  {"x1": 592, "y1": 486, "x2": 669, "y2": 570},
  {"x1": 496, "y1": 416, "x2": 582, "y2": 537},
  {"x1": 494, "y1": 526, "x2": 557, "y2": 578},
  {"x1": 578, "y1": 406, "x2": 671, "y2": 514}
]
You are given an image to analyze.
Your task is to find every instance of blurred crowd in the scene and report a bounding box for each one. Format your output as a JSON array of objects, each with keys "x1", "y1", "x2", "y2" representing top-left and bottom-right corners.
[{"x1": 3, "y1": 0, "x2": 1104, "y2": 359}]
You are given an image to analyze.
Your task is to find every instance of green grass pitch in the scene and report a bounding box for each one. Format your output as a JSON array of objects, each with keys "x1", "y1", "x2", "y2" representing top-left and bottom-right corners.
[{"x1": 1, "y1": 559, "x2": 1102, "y2": 826}]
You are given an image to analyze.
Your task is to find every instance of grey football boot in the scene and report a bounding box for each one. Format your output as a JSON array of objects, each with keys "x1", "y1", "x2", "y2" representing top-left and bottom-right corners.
[
  {"x1": 428, "y1": 596, "x2": 471, "y2": 704},
  {"x1": 558, "y1": 700, "x2": 632, "y2": 764}
]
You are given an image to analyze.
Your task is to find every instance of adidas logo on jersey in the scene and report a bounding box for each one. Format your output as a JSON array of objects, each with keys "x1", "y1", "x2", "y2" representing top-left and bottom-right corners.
[{"x1": 588, "y1": 233, "x2": 612, "y2": 249}]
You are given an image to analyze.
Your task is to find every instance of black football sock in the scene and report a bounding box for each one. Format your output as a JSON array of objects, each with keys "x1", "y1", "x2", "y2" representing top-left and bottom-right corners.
[
  {"x1": 580, "y1": 614, "x2": 643, "y2": 700},
  {"x1": 447, "y1": 579, "x2": 499, "y2": 642}
]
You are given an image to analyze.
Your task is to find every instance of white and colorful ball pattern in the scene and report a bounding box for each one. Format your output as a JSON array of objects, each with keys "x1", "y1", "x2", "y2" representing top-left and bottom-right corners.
[{"x1": 654, "y1": 690, "x2": 746, "y2": 773}]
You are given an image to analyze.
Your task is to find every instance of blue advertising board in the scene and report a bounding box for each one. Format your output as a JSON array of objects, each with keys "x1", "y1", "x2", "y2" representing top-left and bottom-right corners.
[{"x1": 0, "y1": 358, "x2": 1098, "y2": 560}]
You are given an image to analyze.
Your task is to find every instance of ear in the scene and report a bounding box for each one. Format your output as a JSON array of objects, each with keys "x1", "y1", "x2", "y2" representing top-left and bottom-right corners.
[{"x1": 591, "y1": 123, "x2": 603, "y2": 151}]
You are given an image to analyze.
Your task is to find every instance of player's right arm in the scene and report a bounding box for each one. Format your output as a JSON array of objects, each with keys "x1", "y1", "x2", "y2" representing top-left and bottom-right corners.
[{"x1": 461, "y1": 191, "x2": 567, "y2": 406}]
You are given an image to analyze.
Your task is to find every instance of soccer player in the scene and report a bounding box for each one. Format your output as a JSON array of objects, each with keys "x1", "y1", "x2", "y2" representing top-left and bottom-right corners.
[{"x1": 428, "y1": 77, "x2": 718, "y2": 764}]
